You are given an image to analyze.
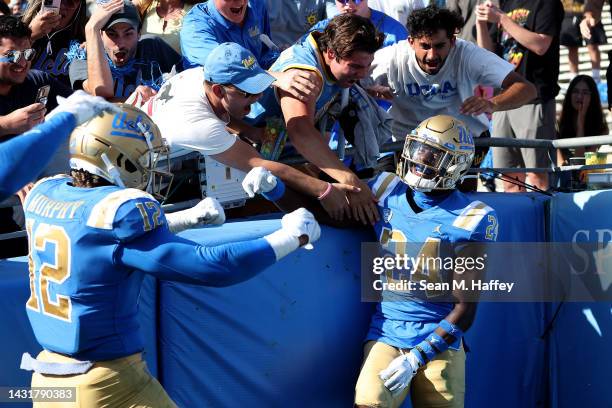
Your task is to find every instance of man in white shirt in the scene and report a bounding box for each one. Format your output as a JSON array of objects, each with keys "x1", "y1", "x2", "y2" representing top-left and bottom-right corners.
[
  {"x1": 145, "y1": 42, "x2": 355, "y2": 218},
  {"x1": 365, "y1": 5, "x2": 537, "y2": 190}
]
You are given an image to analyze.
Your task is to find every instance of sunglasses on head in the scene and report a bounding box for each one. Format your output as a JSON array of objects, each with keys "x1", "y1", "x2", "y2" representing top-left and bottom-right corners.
[
  {"x1": 337, "y1": 0, "x2": 364, "y2": 5},
  {"x1": 0, "y1": 48, "x2": 36, "y2": 64}
]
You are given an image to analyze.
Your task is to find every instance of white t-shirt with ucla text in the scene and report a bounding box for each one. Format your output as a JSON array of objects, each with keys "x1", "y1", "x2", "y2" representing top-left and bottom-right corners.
[
  {"x1": 367, "y1": 38, "x2": 515, "y2": 139},
  {"x1": 144, "y1": 67, "x2": 237, "y2": 156}
]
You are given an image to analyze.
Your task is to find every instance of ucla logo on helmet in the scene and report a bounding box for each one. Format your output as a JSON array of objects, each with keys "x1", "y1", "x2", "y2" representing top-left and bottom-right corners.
[
  {"x1": 111, "y1": 112, "x2": 151, "y2": 140},
  {"x1": 453, "y1": 125, "x2": 474, "y2": 150}
]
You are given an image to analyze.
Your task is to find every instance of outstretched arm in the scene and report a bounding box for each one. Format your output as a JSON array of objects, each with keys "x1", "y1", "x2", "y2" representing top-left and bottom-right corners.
[
  {"x1": 118, "y1": 208, "x2": 321, "y2": 286},
  {"x1": 0, "y1": 92, "x2": 118, "y2": 200},
  {"x1": 279, "y1": 88, "x2": 380, "y2": 225},
  {"x1": 118, "y1": 227, "x2": 278, "y2": 286},
  {"x1": 241, "y1": 167, "x2": 366, "y2": 229},
  {"x1": 0, "y1": 112, "x2": 74, "y2": 201},
  {"x1": 211, "y1": 139, "x2": 358, "y2": 221}
]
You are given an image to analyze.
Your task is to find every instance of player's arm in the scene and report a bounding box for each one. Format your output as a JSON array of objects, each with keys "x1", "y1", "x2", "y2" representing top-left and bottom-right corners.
[
  {"x1": 0, "y1": 92, "x2": 118, "y2": 200},
  {"x1": 441, "y1": 242, "x2": 488, "y2": 337},
  {"x1": 378, "y1": 243, "x2": 486, "y2": 395},
  {"x1": 117, "y1": 227, "x2": 277, "y2": 286},
  {"x1": 279, "y1": 83, "x2": 379, "y2": 225},
  {"x1": 117, "y1": 208, "x2": 321, "y2": 286},
  {"x1": 381, "y1": 210, "x2": 499, "y2": 395},
  {"x1": 0, "y1": 112, "x2": 74, "y2": 200}
]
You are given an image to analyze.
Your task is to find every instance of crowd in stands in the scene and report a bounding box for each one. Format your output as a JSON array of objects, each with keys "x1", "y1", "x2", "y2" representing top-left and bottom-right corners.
[{"x1": 1, "y1": 0, "x2": 611, "y2": 252}]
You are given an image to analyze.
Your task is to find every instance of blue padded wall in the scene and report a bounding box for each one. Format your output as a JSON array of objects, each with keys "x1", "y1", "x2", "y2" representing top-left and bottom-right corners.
[
  {"x1": 159, "y1": 220, "x2": 375, "y2": 407},
  {"x1": 2, "y1": 191, "x2": 610, "y2": 408},
  {"x1": 158, "y1": 193, "x2": 553, "y2": 408},
  {"x1": 548, "y1": 191, "x2": 612, "y2": 408}
]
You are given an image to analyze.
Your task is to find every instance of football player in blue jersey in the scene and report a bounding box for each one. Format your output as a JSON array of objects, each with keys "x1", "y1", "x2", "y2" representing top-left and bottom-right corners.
[
  {"x1": 20, "y1": 104, "x2": 321, "y2": 407},
  {"x1": 242, "y1": 114, "x2": 499, "y2": 408},
  {"x1": 0, "y1": 91, "x2": 118, "y2": 201}
]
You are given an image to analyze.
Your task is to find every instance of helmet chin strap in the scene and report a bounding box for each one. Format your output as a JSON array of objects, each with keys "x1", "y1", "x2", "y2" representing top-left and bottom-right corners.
[
  {"x1": 101, "y1": 153, "x2": 126, "y2": 188},
  {"x1": 137, "y1": 122, "x2": 156, "y2": 193}
]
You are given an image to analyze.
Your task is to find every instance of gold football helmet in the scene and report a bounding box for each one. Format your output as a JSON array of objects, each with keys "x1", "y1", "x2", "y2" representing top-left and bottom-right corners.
[
  {"x1": 69, "y1": 104, "x2": 172, "y2": 199},
  {"x1": 397, "y1": 115, "x2": 475, "y2": 191}
]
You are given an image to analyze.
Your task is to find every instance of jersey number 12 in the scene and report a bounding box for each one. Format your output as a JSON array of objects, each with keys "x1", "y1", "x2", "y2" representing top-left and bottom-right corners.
[{"x1": 25, "y1": 220, "x2": 72, "y2": 322}]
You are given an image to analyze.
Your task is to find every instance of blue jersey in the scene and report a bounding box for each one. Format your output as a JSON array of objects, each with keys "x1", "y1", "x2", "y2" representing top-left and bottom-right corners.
[
  {"x1": 308, "y1": 8, "x2": 408, "y2": 48},
  {"x1": 24, "y1": 176, "x2": 276, "y2": 361},
  {"x1": 246, "y1": 32, "x2": 343, "y2": 126},
  {"x1": 180, "y1": 0, "x2": 279, "y2": 70},
  {"x1": 366, "y1": 172, "x2": 498, "y2": 349}
]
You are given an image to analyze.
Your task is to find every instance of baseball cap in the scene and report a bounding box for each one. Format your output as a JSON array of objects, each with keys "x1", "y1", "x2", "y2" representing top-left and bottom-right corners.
[
  {"x1": 204, "y1": 43, "x2": 275, "y2": 95},
  {"x1": 102, "y1": 1, "x2": 141, "y2": 31}
]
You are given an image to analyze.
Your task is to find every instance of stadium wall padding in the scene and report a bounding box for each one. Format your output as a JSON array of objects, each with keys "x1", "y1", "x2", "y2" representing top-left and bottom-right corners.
[
  {"x1": 548, "y1": 191, "x2": 612, "y2": 408},
  {"x1": 0, "y1": 192, "x2": 609, "y2": 407}
]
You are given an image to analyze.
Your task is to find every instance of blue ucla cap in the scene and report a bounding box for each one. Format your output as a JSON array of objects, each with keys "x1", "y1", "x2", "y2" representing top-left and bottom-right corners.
[{"x1": 204, "y1": 43, "x2": 275, "y2": 94}]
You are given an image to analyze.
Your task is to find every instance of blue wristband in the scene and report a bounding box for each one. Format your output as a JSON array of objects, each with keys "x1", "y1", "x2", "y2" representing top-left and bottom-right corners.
[
  {"x1": 439, "y1": 319, "x2": 464, "y2": 339},
  {"x1": 262, "y1": 179, "x2": 286, "y2": 201},
  {"x1": 414, "y1": 339, "x2": 436, "y2": 363},
  {"x1": 426, "y1": 332, "x2": 449, "y2": 354}
]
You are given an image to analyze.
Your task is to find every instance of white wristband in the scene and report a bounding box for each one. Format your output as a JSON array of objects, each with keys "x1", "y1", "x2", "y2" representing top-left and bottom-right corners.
[{"x1": 165, "y1": 210, "x2": 194, "y2": 234}]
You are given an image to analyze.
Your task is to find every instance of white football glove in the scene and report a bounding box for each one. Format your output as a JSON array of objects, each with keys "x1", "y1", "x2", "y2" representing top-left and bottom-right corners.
[
  {"x1": 379, "y1": 351, "x2": 422, "y2": 395},
  {"x1": 242, "y1": 166, "x2": 277, "y2": 198},
  {"x1": 264, "y1": 208, "x2": 321, "y2": 260},
  {"x1": 47, "y1": 90, "x2": 120, "y2": 125},
  {"x1": 281, "y1": 207, "x2": 320, "y2": 243},
  {"x1": 166, "y1": 197, "x2": 225, "y2": 234}
]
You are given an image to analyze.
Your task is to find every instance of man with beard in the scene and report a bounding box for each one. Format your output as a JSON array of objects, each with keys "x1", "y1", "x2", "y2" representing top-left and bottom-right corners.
[
  {"x1": 364, "y1": 5, "x2": 536, "y2": 190},
  {"x1": 0, "y1": 15, "x2": 72, "y2": 258},
  {"x1": 69, "y1": 0, "x2": 181, "y2": 102}
]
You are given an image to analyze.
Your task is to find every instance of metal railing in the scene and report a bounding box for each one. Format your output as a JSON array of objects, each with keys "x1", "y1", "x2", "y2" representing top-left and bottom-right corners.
[{"x1": 2, "y1": 133, "x2": 612, "y2": 243}]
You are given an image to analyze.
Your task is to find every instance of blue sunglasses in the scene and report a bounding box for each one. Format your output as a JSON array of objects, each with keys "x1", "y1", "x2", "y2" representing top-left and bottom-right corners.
[
  {"x1": 0, "y1": 48, "x2": 36, "y2": 64},
  {"x1": 337, "y1": 0, "x2": 364, "y2": 5}
]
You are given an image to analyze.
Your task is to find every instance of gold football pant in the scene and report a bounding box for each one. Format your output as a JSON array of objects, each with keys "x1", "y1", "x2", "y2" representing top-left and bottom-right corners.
[
  {"x1": 355, "y1": 340, "x2": 466, "y2": 408},
  {"x1": 31, "y1": 350, "x2": 177, "y2": 408}
]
